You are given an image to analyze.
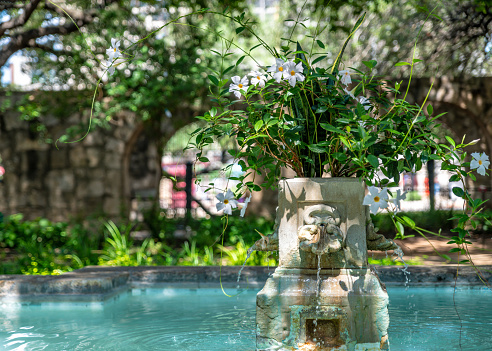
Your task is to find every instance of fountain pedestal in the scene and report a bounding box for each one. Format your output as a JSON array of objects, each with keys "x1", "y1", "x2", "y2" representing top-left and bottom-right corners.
[{"x1": 255, "y1": 178, "x2": 394, "y2": 351}]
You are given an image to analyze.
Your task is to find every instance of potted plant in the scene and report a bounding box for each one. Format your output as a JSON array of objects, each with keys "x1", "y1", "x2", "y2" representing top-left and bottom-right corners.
[{"x1": 186, "y1": 11, "x2": 489, "y2": 350}]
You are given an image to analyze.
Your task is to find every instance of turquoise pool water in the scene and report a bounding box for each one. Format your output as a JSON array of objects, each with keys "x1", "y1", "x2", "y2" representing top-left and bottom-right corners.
[{"x1": 0, "y1": 286, "x2": 491, "y2": 350}]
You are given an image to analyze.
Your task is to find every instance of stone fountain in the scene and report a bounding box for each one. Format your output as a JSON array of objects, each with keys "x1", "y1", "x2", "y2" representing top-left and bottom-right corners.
[{"x1": 252, "y1": 178, "x2": 398, "y2": 351}]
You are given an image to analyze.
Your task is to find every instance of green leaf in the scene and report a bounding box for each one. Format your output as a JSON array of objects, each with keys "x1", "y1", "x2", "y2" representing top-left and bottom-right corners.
[
  {"x1": 236, "y1": 55, "x2": 246, "y2": 66},
  {"x1": 449, "y1": 174, "x2": 460, "y2": 182},
  {"x1": 316, "y1": 40, "x2": 325, "y2": 49},
  {"x1": 412, "y1": 59, "x2": 423, "y2": 63},
  {"x1": 441, "y1": 254, "x2": 451, "y2": 261},
  {"x1": 210, "y1": 107, "x2": 217, "y2": 117},
  {"x1": 312, "y1": 55, "x2": 327, "y2": 65},
  {"x1": 222, "y1": 65, "x2": 235, "y2": 75},
  {"x1": 452, "y1": 187, "x2": 464, "y2": 198},
  {"x1": 236, "y1": 26, "x2": 245, "y2": 34},
  {"x1": 254, "y1": 120, "x2": 263, "y2": 132},
  {"x1": 395, "y1": 62, "x2": 411, "y2": 67},
  {"x1": 402, "y1": 216, "x2": 415, "y2": 229},
  {"x1": 431, "y1": 13, "x2": 443, "y2": 21},
  {"x1": 198, "y1": 157, "x2": 209, "y2": 162},
  {"x1": 308, "y1": 144, "x2": 326, "y2": 153},
  {"x1": 362, "y1": 60, "x2": 377, "y2": 69},
  {"x1": 331, "y1": 12, "x2": 366, "y2": 73},
  {"x1": 426, "y1": 104, "x2": 433, "y2": 115},
  {"x1": 396, "y1": 222, "x2": 404, "y2": 237},
  {"x1": 367, "y1": 155, "x2": 379, "y2": 169},
  {"x1": 208, "y1": 75, "x2": 219, "y2": 86},
  {"x1": 445, "y1": 135, "x2": 455, "y2": 148},
  {"x1": 320, "y1": 123, "x2": 344, "y2": 134}
]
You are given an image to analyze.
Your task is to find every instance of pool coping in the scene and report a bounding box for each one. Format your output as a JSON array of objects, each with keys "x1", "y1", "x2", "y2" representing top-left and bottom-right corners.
[{"x1": 0, "y1": 265, "x2": 490, "y2": 303}]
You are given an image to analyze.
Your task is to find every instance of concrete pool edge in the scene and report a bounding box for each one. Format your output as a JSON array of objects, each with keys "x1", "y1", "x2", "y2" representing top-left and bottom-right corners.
[{"x1": 0, "y1": 265, "x2": 490, "y2": 303}]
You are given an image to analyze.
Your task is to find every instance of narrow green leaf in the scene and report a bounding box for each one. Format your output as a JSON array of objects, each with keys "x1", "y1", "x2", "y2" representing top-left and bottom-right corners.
[
  {"x1": 312, "y1": 55, "x2": 327, "y2": 65},
  {"x1": 331, "y1": 12, "x2": 366, "y2": 73},
  {"x1": 396, "y1": 222, "x2": 404, "y2": 237},
  {"x1": 316, "y1": 40, "x2": 325, "y2": 49},
  {"x1": 395, "y1": 62, "x2": 411, "y2": 67},
  {"x1": 236, "y1": 55, "x2": 246, "y2": 66},
  {"x1": 222, "y1": 65, "x2": 235, "y2": 75},
  {"x1": 236, "y1": 26, "x2": 245, "y2": 34},
  {"x1": 402, "y1": 216, "x2": 416, "y2": 229},
  {"x1": 208, "y1": 75, "x2": 219, "y2": 86},
  {"x1": 445, "y1": 135, "x2": 455, "y2": 148}
]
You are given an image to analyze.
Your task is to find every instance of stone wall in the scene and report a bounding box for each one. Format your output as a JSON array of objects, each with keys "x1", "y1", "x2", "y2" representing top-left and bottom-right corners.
[{"x1": 0, "y1": 96, "x2": 160, "y2": 221}]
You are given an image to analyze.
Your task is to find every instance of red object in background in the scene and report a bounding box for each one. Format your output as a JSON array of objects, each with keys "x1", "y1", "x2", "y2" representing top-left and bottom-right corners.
[
  {"x1": 0, "y1": 166, "x2": 5, "y2": 177},
  {"x1": 162, "y1": 164, "x2": 197, "y2": 209}
]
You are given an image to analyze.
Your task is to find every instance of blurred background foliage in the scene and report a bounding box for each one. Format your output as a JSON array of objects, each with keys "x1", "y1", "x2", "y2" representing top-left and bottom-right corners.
[
  {"x1": 1, "y1": 0, "x2": 490, "y2": 144},
  {"x1": 0, "y1": 210, "x2": 278, "y2": 274},
  {"x1": 1, "y1": 208, "x2": 491, "y2": 274}
]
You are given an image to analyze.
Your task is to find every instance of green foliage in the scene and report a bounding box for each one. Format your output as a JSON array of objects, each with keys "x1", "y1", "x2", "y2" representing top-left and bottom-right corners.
[
  {"x1": 405, "y1": 190, "x2": 422, "y2": 201},
  {"x1": 0, "y1": 213, "x2": 277, "y2": 274},
  {"x1": 98, "y1": 221, "x2": 154, "y2": 266},
  {"x1": 218, "y1": 237, "x2": 277, "y2": 266},
  {"x1": 142, "y1": 205, "x2": 274, "y2": 248},
  {"x1": 372, "y1": 210, "x2": 455, "y2": 238},
  {"x1": 368, "y1": 256, "x2": 423, "y2": 266},
  {"x1": 192, "y1": 12, "x2": 441, "y2": 198},
  {"x1": 0, "y1": 214, "x2": 101, "y2": 274}
]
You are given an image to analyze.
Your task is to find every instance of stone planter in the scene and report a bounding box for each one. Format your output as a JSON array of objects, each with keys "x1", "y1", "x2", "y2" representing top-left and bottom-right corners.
[{"x1": 255, "y1": 178, "x2": 392, "y2": 351}]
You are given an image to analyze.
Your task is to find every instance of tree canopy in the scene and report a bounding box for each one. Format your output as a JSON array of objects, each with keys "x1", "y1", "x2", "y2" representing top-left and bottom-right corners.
[{"x1": 0, "y1": 0, "x2": 490, "y2": 147}]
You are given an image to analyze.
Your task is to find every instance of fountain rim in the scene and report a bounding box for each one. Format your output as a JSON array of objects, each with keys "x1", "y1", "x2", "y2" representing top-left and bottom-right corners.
[{"x1": 0, "y1": 265, "x2": 490, "y2": 304}]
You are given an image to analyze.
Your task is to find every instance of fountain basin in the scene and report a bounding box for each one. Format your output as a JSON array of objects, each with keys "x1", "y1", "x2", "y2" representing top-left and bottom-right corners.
[{"x1": 0, "y1": 266, "x2": 490, "y2": 351}]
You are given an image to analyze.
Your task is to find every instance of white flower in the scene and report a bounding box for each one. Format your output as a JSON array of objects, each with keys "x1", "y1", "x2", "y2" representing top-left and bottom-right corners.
[
  {"x1": 106, "y1": 38, "x2": 121, "y2": 61},
  {"x1": 267, "y1": 58, "x2": 287, "y2": 83},
  {"x1": 249, "y1": 71, "x2": 267, "y2": 88},
  {"x1": 389, "y1": 189, "x2": 407, "y2": 212},
  {"x1": 338, "y1": 69, "x2": 352, "y2": 86},
  {"x1": 240, "y1": 194, "x2": 252, "y2": 217},
  {"x1": 363, "y1": 186, "x2": 389, "y2": 215},
  {"x1": 282, "y1": 61, "x2": 305, "y2": 87},
  {"x1": 344, "y1": 87, "x2": 355, "y2": 99},
  {"x1": 216, "y1": 189, "x2": 238, "y2": 215},
  {"x1": 357, "y1": 96, "x2": 371, "y2": 110},
  {"x1": 471, "y1": 152, "x2": 490, "y2": 176},
  {"x1": 229, "y1": 75, "x2": 249, "y2": 99}
]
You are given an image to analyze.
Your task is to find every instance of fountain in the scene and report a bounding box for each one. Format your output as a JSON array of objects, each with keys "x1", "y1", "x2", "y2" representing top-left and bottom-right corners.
[{"x1": 252, "y1": 178, "x2": 398, "y2": 351}]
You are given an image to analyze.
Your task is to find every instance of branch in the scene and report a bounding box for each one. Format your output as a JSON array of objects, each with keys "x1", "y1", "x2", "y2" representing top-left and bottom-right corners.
[
  {"x1": 0, "y1": 1, "x2": 29, "y2": 10},
  {"x1": 0, "y1": 0, "x2": 42, "y2": 37},
  {"x1": 0, "y1": 0, "x2": 119, "y2": 68}
]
